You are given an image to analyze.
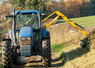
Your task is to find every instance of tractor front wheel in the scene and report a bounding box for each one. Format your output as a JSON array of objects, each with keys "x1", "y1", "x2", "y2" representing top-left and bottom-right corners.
[
  {"x1": 42, "y1": 39, "x2": 51, "y2": 67},
  {"x1": 2, "y1": 41, "x2": 12, "y2": 68}
]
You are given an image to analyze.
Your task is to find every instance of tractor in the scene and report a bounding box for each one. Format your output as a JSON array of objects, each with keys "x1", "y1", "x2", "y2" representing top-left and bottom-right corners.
[
  {"x1": 2, "y1": 10, "x2": 51, "y2": 68},
  {"x1": 2, "y1": 9, "x2": 95, "y2": 68}
]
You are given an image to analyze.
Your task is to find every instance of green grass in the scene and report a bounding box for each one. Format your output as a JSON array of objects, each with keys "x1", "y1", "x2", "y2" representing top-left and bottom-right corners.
[
  {"x1": 57, "y1": 15, "x2": 95, "y2": 28},
  {"x1": 51, "y1": 44, "x2": 66, "y2": 53}
]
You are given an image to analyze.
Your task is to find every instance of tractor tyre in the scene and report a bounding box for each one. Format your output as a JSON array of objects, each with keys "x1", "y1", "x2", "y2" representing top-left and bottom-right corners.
[
  {"x1": 42, "y1": 39, "x2": 51, "y2": 67},
  {"x1": 2, "y1": 41, "x2": 12, "y2": 68}
]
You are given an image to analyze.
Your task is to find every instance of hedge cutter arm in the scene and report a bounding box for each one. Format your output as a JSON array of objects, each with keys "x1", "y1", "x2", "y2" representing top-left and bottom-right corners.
[
  {"x1": 42, "y1": 11, "x2": 89, "y2": 35},
  {"x1": 42, "y1": 11, "x2": 95, "y2": 47}
]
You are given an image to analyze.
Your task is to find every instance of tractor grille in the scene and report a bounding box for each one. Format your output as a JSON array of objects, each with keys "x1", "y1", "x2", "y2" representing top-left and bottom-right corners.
[
  {"x1": 20, "y1": 37, "x2": 32, "y2": 56},
  {"x1": 21, "y1": 45, "x2": 31, "y2": 56}
]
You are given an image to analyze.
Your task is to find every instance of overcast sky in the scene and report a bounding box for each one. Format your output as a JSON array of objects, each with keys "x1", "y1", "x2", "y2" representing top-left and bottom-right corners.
[
  {"x1": 0, "y1": 1, "x2": 2, "y2": 5},
  {"x1": 0, "y1": 0, "x2": 8, "y2": 5},
  {"x1": 55, "y1": 0, "x2": 66, "y2": 2}
]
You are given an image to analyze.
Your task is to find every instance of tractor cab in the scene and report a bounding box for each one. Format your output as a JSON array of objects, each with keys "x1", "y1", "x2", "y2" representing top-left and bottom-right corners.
[
  {"x1": 16, "y1": 12, "x2": 38, "y2": 30},
  {"x1": 15, "y1": 10, "x2": 42, "y2": 45},
  {"x1": 14, "y1": 10, "x2": 43, "y2": 56}
]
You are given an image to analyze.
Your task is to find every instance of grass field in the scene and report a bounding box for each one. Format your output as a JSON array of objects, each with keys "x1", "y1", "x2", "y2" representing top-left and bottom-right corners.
[
  {"x1": 51, "y1": 44, "x2": 66, "y2": 53},
  {"x1": 57, "y1": 15, "x2": 95, "y2": 28}
]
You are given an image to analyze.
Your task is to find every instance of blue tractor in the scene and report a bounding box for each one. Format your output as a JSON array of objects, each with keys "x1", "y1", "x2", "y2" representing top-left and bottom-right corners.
[{"x1": 2, "y1": 10, "x2": 51, "y2": 68}]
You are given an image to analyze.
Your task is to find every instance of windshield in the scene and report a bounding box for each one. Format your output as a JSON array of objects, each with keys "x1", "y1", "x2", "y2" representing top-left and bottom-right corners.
[{"x1": 16, "y1": 13, "x2": 38, "y2": 30}]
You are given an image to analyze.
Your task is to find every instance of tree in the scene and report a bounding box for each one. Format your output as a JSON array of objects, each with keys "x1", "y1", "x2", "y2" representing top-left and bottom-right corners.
[
  {"x1": 65, "y1": 0, "x2": 80, "y2": 18},
  {"x1": 65, "y1": 0, "x2": 94, "y2": 18},
  {"x1": 9, "y1": 0, "x2": 46, "y2": 11},
  {"x1": 91, "y1": 0, "x2": 95, "y2": 14},
  {"x1": 79, "y1": 2, "x2": 94, "y2": 16},
  {"x1": 45, "y1": 0, "x2": 66, "y2": 18},
  {"x1": 0, "y1": 1, "x2": 13, "y2": 32}
]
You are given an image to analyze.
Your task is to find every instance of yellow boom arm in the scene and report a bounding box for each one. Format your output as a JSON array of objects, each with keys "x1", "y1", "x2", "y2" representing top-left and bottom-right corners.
[{"x1": 42, "y1": 11, "x2": 89, "y2": 35}]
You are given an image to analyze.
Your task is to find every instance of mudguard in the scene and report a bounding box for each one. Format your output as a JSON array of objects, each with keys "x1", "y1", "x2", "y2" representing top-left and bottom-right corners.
[
  {"x1": 41, "y1": 29, "x2": 47, "y2": 38},
  {"x1": 9, "y1": 30, "x2": 15, "y2": 46}
]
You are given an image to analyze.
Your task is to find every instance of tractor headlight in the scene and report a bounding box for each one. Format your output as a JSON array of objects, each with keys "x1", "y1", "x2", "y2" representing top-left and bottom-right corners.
[
  {"x1": 20, "y1": 37, "x2": 32, "y2": 45},
  {"x1": 27, "y1": 37, "x2": 31, "y2": 40},
  {"x1": 21, "y1": 38, "x2": 25, "y2": 40},
  {"x1": 20, "y1": 37, "x2": 31, "y2": 40}
]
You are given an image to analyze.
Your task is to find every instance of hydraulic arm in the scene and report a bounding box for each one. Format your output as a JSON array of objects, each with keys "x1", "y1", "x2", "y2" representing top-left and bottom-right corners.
[
  {"x1": 42, "y1": 11, "x2": 89, "y2": 35},
  {"x1": 42, "y1": 11, "x2": 95, "y2": 47}
]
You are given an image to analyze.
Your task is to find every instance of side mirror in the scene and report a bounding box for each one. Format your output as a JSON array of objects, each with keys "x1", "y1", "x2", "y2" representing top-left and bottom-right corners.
[
  {"x1": 41, "y1": 13, "x2": 46, "y2": 16},
  {"x1": 4, "y1": 15, "x2": 14, "y2": 20}
]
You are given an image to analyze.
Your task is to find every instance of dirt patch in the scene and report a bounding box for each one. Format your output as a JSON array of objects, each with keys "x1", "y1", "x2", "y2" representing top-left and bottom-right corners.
[
  {"x1": 12, "y1": 53, "x2": 63, "y2": 68},
  {"x1": 60, "y1": 42, "x2": 95, "y2": 68},
  {"x1": 47, "y1": 22, "x2": 86, "y2": 44}
]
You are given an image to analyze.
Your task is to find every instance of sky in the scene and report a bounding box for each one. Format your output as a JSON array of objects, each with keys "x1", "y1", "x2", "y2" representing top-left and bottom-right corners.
[
  {"x1": 55, "y1": 0, "x2": 60, "y2": 2},
  {"x1": 55, "y1": 0, "x2": 66, "y2": 2},
  {"x1": 0, "y1": 1, "x2": 1, "y2": 4},
  {"x1": 0, "y1": 0, "x2": 8, "y2": 5}
]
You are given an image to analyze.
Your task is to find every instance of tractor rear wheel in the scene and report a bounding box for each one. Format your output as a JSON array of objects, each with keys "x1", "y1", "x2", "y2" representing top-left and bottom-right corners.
[
  {"x1": 42, "y1": 39, "x2": 51, "y2": 67},
  {"x1": 2, "y1": 41, "x2": 12, "y2": 68}
]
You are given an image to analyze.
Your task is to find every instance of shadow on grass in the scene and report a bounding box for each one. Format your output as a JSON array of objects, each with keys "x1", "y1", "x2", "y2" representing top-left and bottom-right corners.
[
  {"x1": 51, "y1": 55, "x2": 63, "y2": 67},
  {"x1": 60, "y1": 47, "x2": 90, "y2": 64},
  {"x1": 56, "y1": 20, "x2": 66, "y2": 24},
  {"x1": 52, "y1": 20, "x2": 66, "y2": 25}
]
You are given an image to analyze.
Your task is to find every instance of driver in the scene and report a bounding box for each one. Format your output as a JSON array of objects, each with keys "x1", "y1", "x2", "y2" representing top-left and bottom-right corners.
[{"x1": 26, "y1": 13, "x2": 38, "y2": 28}]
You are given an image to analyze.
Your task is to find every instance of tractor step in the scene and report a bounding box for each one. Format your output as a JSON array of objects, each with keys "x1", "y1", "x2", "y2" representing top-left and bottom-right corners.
[
  {"x1": 12, "y1": 53, "x2": 20, "y2": 56},
  {"x1": 28, "y1": 60, "x2": 42, "y2": 63},
  {"x1": 12, "y1": 52, "x2": 42, "y2": 56},
  {"x1": 32, "y1": 52, "x2": 42, "y2": 55}
]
